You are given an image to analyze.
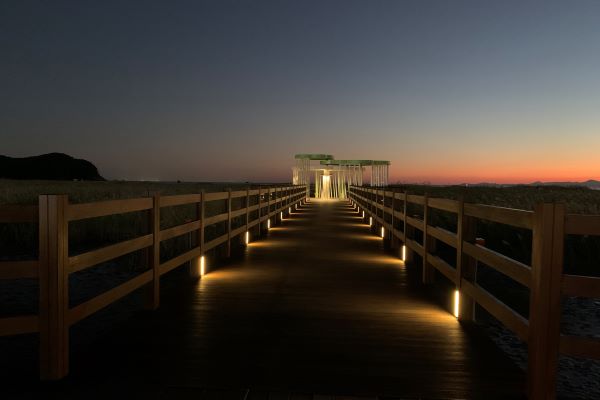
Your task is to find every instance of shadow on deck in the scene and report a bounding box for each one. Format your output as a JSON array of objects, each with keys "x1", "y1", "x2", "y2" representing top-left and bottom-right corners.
[{"x1": 4, "y1": 200, "x2": 525, "y2": 399}]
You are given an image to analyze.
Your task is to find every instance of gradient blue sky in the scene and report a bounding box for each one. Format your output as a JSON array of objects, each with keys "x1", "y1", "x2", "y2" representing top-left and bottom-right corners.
[{"x1": 2, "y1": 1, "x2": 600, "y2": 183}]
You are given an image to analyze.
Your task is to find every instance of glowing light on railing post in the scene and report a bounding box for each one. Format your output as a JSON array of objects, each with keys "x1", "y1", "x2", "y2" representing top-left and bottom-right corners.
[
  {"x1": 454, "y1": 290, "x2": 460, "y2": 318},
  {"x1": 280, "y1": 211, "x2": 283, "y2": 220},
  {"x1": 267, "y1": 219, "x2": 271, "y2": 229},
  {"x1": 381, "y1": 227, "x2": 385, "y2": 238},
  {"x1": 401, "y1": 245, "x2": 406, "y2": 261},
  {"x1": 369, "y1": 217, "x2": 372, "y2": 227},
  {"x1": 362, "y1": 211, "x2": 365, "y2": 218},
  {"x1": 245, "y1": 231, "x2": 249, "y2": 245},
  {"x1": 200, "y1": 256, "x2": 206, "y2": 276},
  {"x1": 288, "y1": 207, "x2": 291, "y2": 214}
]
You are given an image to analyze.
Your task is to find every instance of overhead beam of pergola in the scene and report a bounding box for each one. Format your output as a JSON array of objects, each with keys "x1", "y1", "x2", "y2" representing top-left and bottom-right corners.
[
  {"x1": 293, "y1": 154, "x2": 390, "y2": 197},
  {"x1": 319, "y1": 160, "x2": 390, "y2": 166},
  {"x1": 294, "y1": 154, "x2": 334, "y2": 160}
]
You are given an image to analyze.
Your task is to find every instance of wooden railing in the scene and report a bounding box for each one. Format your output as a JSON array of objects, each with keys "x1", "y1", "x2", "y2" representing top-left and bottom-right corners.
[
  {"x1": 348, "y1": 185, "x2": 600, "y2": 400},
  {"x1": 0, "y1": 185, "x2": 307, "y2": 380}
]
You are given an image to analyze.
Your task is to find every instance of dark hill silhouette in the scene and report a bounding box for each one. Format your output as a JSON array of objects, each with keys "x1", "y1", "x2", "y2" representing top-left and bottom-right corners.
[{"x1": 0, "y1": 153, "x2": 104, "y2": 180}]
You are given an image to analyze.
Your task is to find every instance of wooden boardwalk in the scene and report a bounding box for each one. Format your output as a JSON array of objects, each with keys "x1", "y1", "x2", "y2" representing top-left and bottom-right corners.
[{"x1": 10, "y1": 199, "x2": 525, "y2": 398}]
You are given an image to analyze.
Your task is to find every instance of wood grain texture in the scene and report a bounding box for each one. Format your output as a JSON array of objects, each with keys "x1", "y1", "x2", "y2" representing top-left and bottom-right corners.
[
  {"x1": 565, "y1": 214, "x2": 600, "y2": 235},
  {"x1": 0, "y1": 204, "x2": 38, "y2": 223},
  {"x1": 461, "y1": 279, "x2": 529, "y2": 341},
  {"x1": 560, "y1": 335, "x2": 600, "y2": 360},
  {"x1": 159, "y1": 219, "x2": 201, "y2": 242},
  {"x1": 428, "y1": 197, "x2": 460, "y2": 213},
  {"x1": 0, "y1": 315, "x2": 39, "y2": 336},
  {"x1": 68, "y1": 270, "x2": 153, "y2": 325},
  {"x1": 427, "y1": 225, "x2": 458, "y2": 248},
  {"x1": 159, "y1": 193, "x2": 202, "y2": 207},
  {"x1": 462, "y1": 241, "x2": 531, "y2": 288},
  {"x1": 67, "y1": 198, "x2": 152, "y2": 221},
  {"x1": 561, "y1": 274, "x2": 600, "y2": 298},
  {"x1": 528, "y1": 203, "x2": 563, "y2": 399},
  {"x1": 68, "y1": 234, "x2": 153, "y2": 273},
  {"x1": 0, "y1": 260, "x2": 39, "y2": 279},
  {"x1": 464, "y1": 203, "x2": 533, "y2": 229}
]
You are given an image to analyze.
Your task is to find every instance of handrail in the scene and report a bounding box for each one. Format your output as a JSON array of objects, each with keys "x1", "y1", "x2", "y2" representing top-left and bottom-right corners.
[
  {"x1": 0, "y1": 184, "x2": 307, "y2": 380},
  {"x1": 348, "y1": 184, "x2": 600, "y2": 397}
]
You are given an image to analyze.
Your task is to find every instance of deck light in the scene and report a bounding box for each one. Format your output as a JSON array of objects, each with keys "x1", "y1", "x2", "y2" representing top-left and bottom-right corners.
[
  {"x1": 381, "y1": 227, "x2": 385, "y2": 238},
  {"x1": 401, "y1": 245, "x2": 406, "y2": 261},
  {"x1": 267, "y1": 219, "x2": 271, "y2": 229},
  {"x1": 454, "y1": 290, "x2": 460, "y2": 318},
  {"x1": 280, "y1": 211, "x2": 283, "y2": 220},
  {"x1": 288, "y1": 207, "x2": 291, "y2": 213},
  {"x1": 362, "y1": 211, "x2": 365, "y2": 218},
  {"x1": 245, "y1": 231, "x2": 250, "y2": 245},
  {"x1": 200, "y1": 256, "x2": 206, "y2": 276},
  {"x1": 369, "y1": 217, "x2": 372, "y2": 227}
]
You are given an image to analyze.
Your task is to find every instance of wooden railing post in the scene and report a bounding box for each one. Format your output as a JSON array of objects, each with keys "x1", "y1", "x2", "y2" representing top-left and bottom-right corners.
[
  {"x1": 226, "y1": 188, "x2": 232, "y2": 257},
  {"x1": 275, "y1": 187, "x2": 280, "y2": 223},
  {"x1": 258, "y1": 188, "x2": 263, "y2": 236},
  {"x1": 390, "y1": 190, "x2": 397, "y2": 249},
  {"x1": 146, "y1": 194, "x2": 160, "y2": 309},
  {"x1": 402, "y1": 191, "x2": 413, "y2": 263},
  {"x1": 528, "y1": 203, "x2": 564, "y2": 400},
  {"x1": 422, "y1": 194, "x2": 435, "y2": 284},
  {"x1": 39, "y1": 194, "x2": 69, "y2": 380},
  {"x1": 245, "y1": 187, "x2": 250, "y2": 235},
  {"x1": 457, "y1": 197, "x2": 477, "y2": 322},
  {"x1": 267, "y1": 187, "x2": 271, "y2": 227},
  {"x1": 371, "y1": 189, "x2": 376, "y2": 233},
  {"x1": 191, "y1": 191, "x2": 205, "y2": 278}
]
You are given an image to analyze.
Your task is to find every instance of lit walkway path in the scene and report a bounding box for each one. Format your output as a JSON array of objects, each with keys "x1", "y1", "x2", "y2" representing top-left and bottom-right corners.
[{"x1": 66, "y1": 200, "x2": 524, "y2": 398}]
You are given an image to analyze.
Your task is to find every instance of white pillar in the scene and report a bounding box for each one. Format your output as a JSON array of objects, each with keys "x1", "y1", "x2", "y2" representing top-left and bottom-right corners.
[{"x1": 386, "y1": 165, "x2": 389, "y2": 186}]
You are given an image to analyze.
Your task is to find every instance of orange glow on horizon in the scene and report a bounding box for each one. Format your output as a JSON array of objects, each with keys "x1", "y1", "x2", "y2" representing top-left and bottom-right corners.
[{"x1": 388, "y1": 166, "x2": 598, "y2": 185}]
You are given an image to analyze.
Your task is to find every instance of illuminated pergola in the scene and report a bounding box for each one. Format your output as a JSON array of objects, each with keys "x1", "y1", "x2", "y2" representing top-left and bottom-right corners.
[{"x1": 292, "y1": 154, "x2": 390, "y2": 199}]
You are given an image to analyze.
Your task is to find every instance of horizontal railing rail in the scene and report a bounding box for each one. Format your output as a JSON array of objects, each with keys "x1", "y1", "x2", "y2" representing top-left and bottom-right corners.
[
  {"x1": 348, "y1": 185, "x2": 600, "y2": 399},
  {"x1": 0, "y1": 184, "x2": 308, "y2": 380},
  {"x1": 0, "y1": 204, "x2": 41, "y2": 338}
]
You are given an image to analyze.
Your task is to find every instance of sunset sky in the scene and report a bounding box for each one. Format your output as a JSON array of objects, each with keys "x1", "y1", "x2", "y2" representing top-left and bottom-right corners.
[{"x1": 2, "y1": 1, "x2": 600, "y2": 184}]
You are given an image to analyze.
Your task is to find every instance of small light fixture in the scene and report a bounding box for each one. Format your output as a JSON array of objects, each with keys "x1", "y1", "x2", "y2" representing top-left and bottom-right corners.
[
  {"x1": 381, "y1": 227, "x2": 385, "y2": 238},
  {"x1": 245, "y1": 231, "x2": 249, "y2": 245},
  {"x1": 362, "y1": 211, "x2": 365, "y2": 218},
  {"x1": 369, "y1": 217, "x2": 372, "y2": 227},
  {"x1": 200, "y1": 255, "x2": 206, "y2": 276},
  {"x1": 401, "y1": 245, "x2": 406, "y2": 261},
  {"x1": 454, "y1": 290, "x2": 460, "y2": 318},
  {"x1": 288, "y1": 207, "x2": 291, "y2": 213},
  {"x1": 280, "y1": 211, "x2": 283, "y2": 220},
  {"x1": 267, "y1": 219, "x2": 271, "y2": 229}
]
